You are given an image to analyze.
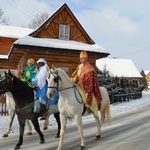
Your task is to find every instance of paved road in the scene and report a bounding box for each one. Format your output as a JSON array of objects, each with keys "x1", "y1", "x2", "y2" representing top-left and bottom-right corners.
[{"x1": 0, "y1": 105, "x2": 150, "y2": 150}]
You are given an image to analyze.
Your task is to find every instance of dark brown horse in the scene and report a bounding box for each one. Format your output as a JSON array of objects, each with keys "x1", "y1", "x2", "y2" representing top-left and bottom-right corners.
[{"x1": 0, "y1": 70, "x2": 60, "y2": 149}]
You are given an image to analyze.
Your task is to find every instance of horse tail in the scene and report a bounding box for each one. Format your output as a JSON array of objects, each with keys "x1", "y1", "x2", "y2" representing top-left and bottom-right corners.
[
  {"x1": 105, "y1": 96, "x2": 111, "y2": 124},
  {"x1": 100, "y1": 87, "x2": 111, "y2": 125}
]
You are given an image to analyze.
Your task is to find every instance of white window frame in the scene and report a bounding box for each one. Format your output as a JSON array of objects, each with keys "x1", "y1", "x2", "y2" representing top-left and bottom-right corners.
[{"x1": 59, "y1": 24, "x2": 70, "y2": 40}]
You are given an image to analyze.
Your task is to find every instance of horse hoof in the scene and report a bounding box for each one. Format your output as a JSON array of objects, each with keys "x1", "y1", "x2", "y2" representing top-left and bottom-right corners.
[
  {"x1": 79, "y1": 146, "x2": 86, "y2": 150},
  {"x1": 14, "y1": 145, "x2": 20, "y2": 150},
  {"x1": 55, "y1": 134, "x2": 60, "y2": 138},
  {"x1": 27, "y1": 132, "x2": 32, "y2": 136},
  {"x1": 43, "y1": 127, "x2": 47, "y2": 130},
  {"x1": 40, "y1": 138, "x2": 45, "y2": 144},
  {"x1": 2, "y1": 134, "x2": 8, "y2": 138},
  {"x1": 95, "y1": 135, "x2": 101, "y2": 140},
  {"x1": 56, "y1": 148, "x2": 62, "y2": 150}
]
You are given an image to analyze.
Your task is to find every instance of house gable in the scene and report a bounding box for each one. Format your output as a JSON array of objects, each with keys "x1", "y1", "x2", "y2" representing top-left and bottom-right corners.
[
  {"x1": 0, "y1": 3, "x2": 109, "y2": 77},
  {"x1": 30, "y1": 3, "x2": 94, "y2": 44},
  {"x1": 146, "y1": 71, "x2": 150, "y2": 81}
]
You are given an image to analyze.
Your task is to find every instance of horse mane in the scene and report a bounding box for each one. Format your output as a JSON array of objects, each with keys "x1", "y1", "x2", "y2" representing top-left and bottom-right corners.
[
  {"x1": 6, "y1": 71, "x2": 34, "y2": 104},
  {"x1": 13, "y1": 76, "x2": 29, "y2": 87},
  {"x1": 57, "y1": 68, "x2": 73, "y2": 85},
  {"x1": 7, "y1": 71, "x2": 31, "y2": 90}
]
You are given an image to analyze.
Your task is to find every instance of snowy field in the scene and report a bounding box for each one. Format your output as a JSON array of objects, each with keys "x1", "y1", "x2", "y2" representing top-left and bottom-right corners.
[{"x1": 0, "y1": 90, "x2": 150, "y2": 139}]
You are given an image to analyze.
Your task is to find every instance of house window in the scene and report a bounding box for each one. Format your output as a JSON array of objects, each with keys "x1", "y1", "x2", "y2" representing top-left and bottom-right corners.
[{"x1": 59, "y1": 24, "x2": 70, "y2": 40}]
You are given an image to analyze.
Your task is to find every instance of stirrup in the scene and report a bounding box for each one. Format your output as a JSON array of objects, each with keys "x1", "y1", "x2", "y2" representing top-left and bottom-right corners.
[
  {"x1": 87, "y1": 108, "x2": 92, "y2": 113},
  {"x1": 40, "y1": 117, "x2": 46, "y2": 121}
]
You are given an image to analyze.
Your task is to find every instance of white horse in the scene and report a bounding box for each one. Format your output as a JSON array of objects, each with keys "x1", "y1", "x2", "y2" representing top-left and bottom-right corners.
[
  {"x1": 46, "y1": 66, "x2": 111, "y2": 150},
  {"x1": 2, "y1": 92, "x2": 50, "y2": 138}
]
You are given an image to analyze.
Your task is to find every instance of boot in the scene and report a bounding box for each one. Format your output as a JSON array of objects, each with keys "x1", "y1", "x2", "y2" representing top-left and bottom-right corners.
[{"x1": 40, "y1": 103, "x2": 47, "y2": 120}]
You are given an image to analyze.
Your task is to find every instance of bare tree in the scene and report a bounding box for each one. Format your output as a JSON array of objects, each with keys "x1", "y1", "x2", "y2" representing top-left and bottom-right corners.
[
  {"x1": 27, "y1": 12, "x2": 49, "y2": 29},
  {"x1": 0, "y1": 7, "x2": 9, "y2": 25}
]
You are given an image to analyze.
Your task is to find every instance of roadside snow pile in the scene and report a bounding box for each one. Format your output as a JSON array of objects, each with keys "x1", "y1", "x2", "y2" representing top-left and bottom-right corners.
[{"x1": 110, "y1": 90, "x2": 150, "y2": 115}]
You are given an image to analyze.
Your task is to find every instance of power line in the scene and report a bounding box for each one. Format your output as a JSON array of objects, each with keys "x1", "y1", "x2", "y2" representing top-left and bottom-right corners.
[
  {"x1": 24, "y1": 0, "x2": 42, "y2": 15},
  {"x1": 16, "y1": 0, "x2": 41, "y2": 16},
  {"x1": 14, "y1": 0, "x2": 37, "y2": 17},
  {"x1": 6, "y1": 0, "x2": 34, "y2": 19}
]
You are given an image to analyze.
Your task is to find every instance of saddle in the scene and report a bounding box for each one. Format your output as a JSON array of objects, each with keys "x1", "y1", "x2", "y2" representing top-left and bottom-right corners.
[{"x1": 77, "y1": 85, "x2": 99, "y2": 117}]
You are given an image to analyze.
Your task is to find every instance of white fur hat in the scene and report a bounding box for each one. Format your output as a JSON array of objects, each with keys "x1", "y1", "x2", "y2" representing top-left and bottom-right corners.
[{"x1": 37, "y1": 58, "x2": 47, "y2": 64}]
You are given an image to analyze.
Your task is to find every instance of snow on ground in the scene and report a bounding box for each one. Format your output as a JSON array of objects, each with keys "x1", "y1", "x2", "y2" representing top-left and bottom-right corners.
[{"x1": 0, "y1": 91, "x2": 150, "y2": 139}]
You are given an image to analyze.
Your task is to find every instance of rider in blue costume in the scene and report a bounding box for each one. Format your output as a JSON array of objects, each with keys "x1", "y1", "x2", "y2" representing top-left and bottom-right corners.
[{"x1": 32, "y1": 58, "x2": 59, "y2": 119}]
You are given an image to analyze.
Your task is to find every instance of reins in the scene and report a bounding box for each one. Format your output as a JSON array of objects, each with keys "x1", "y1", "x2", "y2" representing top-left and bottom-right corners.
[
  {"x1": 0, "y1": 74, "x2": 29, "y2": 92},
  {"x1": 58, "y1": 85, "x2": 75, "y2": 91},
  {"x1": 0, "y1": 75, "x2": 14, "y2": 94},
  {"x1": 1, "y1": 73, "x2": 37, "y2": 112},
  {"x1": 16, "y1": 98, "x2": 39, "y2": 112},
  {"x1": 58, "y1": 84, "x2": 83, "y2": 104},
  {"x1": 47, "y1": 70, "x2": 83, "y2": 104},
  {"x1": 73, "y1": 85, "x2": 83, "y2": 104}
]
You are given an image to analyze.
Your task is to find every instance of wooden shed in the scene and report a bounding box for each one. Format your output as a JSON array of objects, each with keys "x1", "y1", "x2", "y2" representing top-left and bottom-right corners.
[{"x1": 0, "y1": 3, "x2": 110, "y2": 77}]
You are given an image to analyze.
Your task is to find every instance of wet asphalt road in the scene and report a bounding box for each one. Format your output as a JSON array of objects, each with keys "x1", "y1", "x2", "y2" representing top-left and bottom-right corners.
[{"x1": 0, "y1": 105, "x2": 150, "y2": 150}]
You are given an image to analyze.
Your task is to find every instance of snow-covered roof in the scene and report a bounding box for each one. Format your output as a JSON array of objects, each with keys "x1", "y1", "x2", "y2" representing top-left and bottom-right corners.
[
  {"x1": 96, "y1": 58, "x2": 142, "y2": 78},
  {"x1": 0, "y1": 55, "x2": 8, "y2": 59},
  {"x1": 13, "y1": 35, "x2": 108, "y2": 53},
  {"x1": 0, "y1": 25, "x2": 33, "y2": 38},
  {"x1": 144, "y1": 70, "x2": 150, "y2": 75}
]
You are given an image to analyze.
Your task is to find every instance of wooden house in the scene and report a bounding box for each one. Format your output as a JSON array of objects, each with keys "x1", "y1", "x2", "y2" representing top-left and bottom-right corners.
[
  {"x1": 0, "y1": 3, "x2": 109, "y2": 77},
  {"x1": 0, "y1": 25, "x2": 33, "y2": 74}
]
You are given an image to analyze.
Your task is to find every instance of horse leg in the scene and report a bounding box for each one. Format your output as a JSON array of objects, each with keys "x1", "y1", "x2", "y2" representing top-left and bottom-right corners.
[
  {"x1": 43, "y1": 115, "x2": 49, "y2": 130},
  {"x1": 53, "y1": 112, "x2": 61, "y2": 138},
  {"x1": 100, "y1": 109, "x2": 105, "y2": 125},
  {"x1": 2, "y1": 108, "x2": 15, "y2": 137},
  {"x1": 26, "y1": 120, "x2": 32, "y2": 135},
  {"x1": 57, "y1": 114, "x2": 67, "y2": 150},
  {"x1": 74, "y1": 115, "x2": 85, "y2": 150},
  {"x1": 31, "y1": 118, "x2": 45, "y2": 144},
  {"x1": 14, "y1": 117, "x2": 26, "y2": 150},
  {"x1": 93, "y1": 114, "x2": 101, "y2": 139}
]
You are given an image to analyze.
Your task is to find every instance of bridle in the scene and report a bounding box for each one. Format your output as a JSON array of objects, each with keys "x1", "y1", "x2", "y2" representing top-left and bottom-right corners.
[
  {"x1": 47, "y1": 70, "x2": 83, "y2": 104},
  {"x1": 47, "y1": 70, "x2": 77, "y2": 91},
  {"x1": 0, "y1": 74, "x2": 13, "y2": 93},
  {"x1": 47, "y1": 70, "x2": 62, "y2": 91},
  {"x1": 0, "y1": 73, "x2": 36, "y2": 112}
]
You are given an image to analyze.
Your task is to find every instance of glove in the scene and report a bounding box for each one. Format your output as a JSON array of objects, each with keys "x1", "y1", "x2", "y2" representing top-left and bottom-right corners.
[
  {"x1": 27, "y1": 79, "x2": 32, "y2": 82},
  {"x1": 32, "y1": 86, "x2": 38, "y2": 91}
]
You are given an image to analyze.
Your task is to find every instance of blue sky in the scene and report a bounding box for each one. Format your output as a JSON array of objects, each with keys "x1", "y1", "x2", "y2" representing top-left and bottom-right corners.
[{"x1": 0, "y1": 0, "x2": 150, "y2": 71}]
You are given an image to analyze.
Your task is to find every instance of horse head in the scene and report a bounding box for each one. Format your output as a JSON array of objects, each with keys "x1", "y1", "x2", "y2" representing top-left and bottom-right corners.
[
  {"x1": 46, "y1": 65, "x2": 62, "y2": 99},
  {"x1": 0, "y1": 70, "x2": 14, "y2": 94}
]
